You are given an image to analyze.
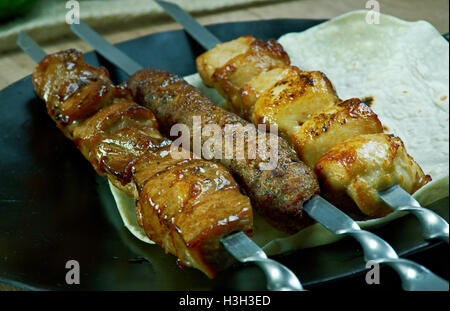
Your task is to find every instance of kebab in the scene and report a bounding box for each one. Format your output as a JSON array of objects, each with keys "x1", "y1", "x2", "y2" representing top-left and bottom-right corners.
[
  {"x1": 31, "y1": 48, "x2": 253, "y2": 279},
  {"x1": 152, "y1": 0, "x2": 432, "y2": 220}
]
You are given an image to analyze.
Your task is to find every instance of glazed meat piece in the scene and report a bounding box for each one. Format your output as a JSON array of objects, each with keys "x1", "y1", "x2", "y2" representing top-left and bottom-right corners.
[
  {"x1": 196, "y1": 36, "x2": 256, "y2": 87},
  {"x1": 133, "y1": 151, "x2": 252, "y2": 275},
  {"x1": 248, "y1": 68, "x2": 339, "y2": 139},
  {"x1": 128, "y1": 68, "x2": 320, "y2": 233},
  {"x1": 292, "y1": 98, "x2": 384, "y2": 168},
  {"x1": 196, "y1": 36, "x2": 291, "y2": 112},
  {"x1": 196, "y1": 37, "x2": 339, "y2": 140},
  {"x1": 33, "y1": 49, "x2": 253, "y2": 278},
  {"x1": 32, "y1": 48, "x2": 126, "y2": 140},
  {"x1": 314, "y1": 133, "x2": 431, "y2": 218}
]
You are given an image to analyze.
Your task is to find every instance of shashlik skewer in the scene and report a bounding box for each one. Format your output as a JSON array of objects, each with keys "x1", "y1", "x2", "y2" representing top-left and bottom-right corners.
[{"x1": 29, "y1": 47, "x2": 254, "y2": 279}]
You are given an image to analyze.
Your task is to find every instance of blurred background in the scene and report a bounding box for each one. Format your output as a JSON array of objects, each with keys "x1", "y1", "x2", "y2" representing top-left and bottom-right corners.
[{"x1": 0, "y1": 0, "x2": 448, "y2": 90}]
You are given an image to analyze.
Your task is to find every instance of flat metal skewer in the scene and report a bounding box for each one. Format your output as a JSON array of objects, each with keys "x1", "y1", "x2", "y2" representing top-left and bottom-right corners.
[
  {"x1": 379, "y1": 185, "x2": 449, "y2": 244},
  {"x1": 155, "y1": 0, "x2": 222, "y2": 51},
  {"x1": 304, "y1": 196, "x2": 449, "y2": 291},
  {"x1": 17, "y1": 32, "x2": 47, "y2": 63}
]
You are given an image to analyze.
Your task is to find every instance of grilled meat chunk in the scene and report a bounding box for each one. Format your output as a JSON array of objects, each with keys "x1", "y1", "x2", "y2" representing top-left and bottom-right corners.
[
  {"x1": 197, "y1": 38, "x2": 339, "y2": 140},
  {"x1": 292, "y1": 98, "x2": 384, "y2": 168},
  {"x1": 196, "y1": 36, "x2": 291, "y2": 112},
  {"x1": 32, "y1": 49, "x2": 253, "y2": 278},
  {"x1": 128, "y1": 68, "x2": 320, "y2": 233},
  {"x1": 249, "y1": 69, "x2": 339, "y2": 139},
  {"x1": 314, "y1": 133, "x2": 431, "y2": 218}
]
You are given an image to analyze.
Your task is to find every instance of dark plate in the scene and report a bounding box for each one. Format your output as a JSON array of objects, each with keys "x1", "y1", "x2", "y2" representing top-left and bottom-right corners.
[{"x1": 0, "y1": 19, "x2": 448, "y2": 290}]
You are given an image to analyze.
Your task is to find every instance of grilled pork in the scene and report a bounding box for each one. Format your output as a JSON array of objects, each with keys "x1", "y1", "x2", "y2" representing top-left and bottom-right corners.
[{"x1": 33, "y1": 49, "x2": 253, "y2": 278}]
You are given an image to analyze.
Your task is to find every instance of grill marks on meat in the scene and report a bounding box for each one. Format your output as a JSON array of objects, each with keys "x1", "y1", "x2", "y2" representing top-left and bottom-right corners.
[
  {"x1": 32, "y1": 49, "x2": 253, "y2": 278},
  {"x1": 128, "y1": 68, "x2": 320, "y2": 233}
]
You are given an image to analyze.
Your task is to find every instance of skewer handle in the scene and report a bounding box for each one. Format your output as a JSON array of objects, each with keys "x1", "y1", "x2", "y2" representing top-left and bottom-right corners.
[
  {"x1": 380, "y1": 185, "x2": 449, "y2": 243},
  {"x1": 346, "y1": 228, "x2": 449, "y2": 291}
]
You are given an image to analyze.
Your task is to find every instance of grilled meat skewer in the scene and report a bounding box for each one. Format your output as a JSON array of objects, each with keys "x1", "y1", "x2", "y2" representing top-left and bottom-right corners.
[{"x1": 33, "y1": 49, "x2": 253, "y2": 278}]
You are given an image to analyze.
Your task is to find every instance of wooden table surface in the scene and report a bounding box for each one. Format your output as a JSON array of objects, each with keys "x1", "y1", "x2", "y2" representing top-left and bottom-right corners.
[
  {"x1": 0, "y1": 0, "x2": 448, "y2": 290},
  {"x1": 0, "y1": 0, "x2": 449, "y2": 91}
]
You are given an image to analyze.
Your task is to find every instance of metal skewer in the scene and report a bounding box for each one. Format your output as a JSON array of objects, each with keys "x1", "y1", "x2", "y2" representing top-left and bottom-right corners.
[
  {"x1": 17, "y1": 31, "x2": 304, "y2": 291},
  {"x1": 304, "y1": 197, "x2": 448, "y2": 291},
  {"x1": 155, "y1": 0, "x2": 221, "y2": 51},
  {"x1": 379, "y1": 185, "x2": 449, "y2": 244},
  {"x1": 16, "y1": 32, "x2": 47, "y2": 63}
]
